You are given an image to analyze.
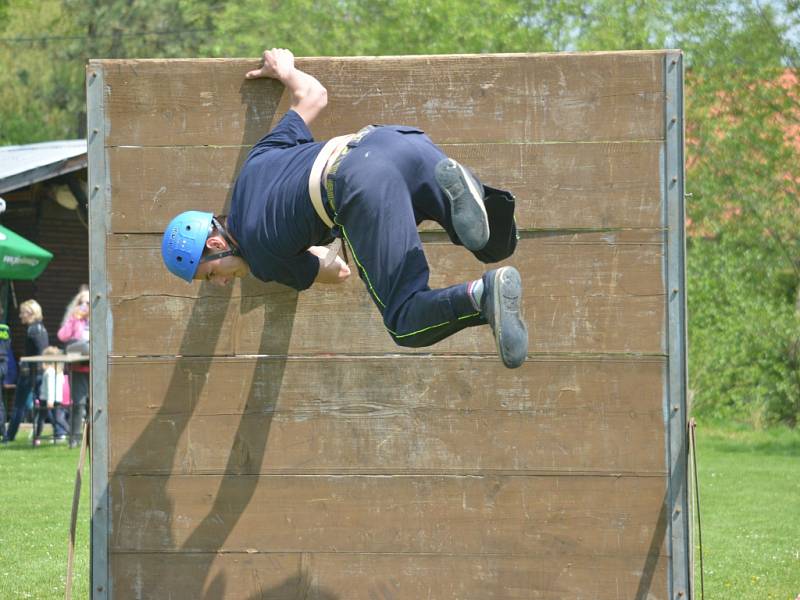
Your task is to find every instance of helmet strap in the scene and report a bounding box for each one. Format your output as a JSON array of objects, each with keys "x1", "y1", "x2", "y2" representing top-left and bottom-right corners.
[
  {"x1": 200, "y1": 216, "x2": 242, "y2": 263},
  {"x1": 199, "y1": 249, "x2": 238, "y2": 263}
]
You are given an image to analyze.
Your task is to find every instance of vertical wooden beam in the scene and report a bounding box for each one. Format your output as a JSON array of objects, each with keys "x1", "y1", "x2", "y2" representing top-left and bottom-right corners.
[{"x1": 87, "y1": 60, "x2": 111, "y2": 600}]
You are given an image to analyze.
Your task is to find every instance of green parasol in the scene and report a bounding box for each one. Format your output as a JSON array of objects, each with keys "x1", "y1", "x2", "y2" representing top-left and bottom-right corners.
[{"x1": 0, "y1": 224, "x2": 53, "y2": 280}]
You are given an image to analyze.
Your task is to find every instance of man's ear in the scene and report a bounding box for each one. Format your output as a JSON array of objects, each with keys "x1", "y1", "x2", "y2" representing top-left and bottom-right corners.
[{"x1": 205, "y1": 234, "x2": 227, "y2": 251}]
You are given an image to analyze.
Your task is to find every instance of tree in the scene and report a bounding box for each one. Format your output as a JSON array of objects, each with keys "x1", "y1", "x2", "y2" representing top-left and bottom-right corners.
[
  {"x1": 0, "y1": 0, "x2": 78, "y2": 142},
  {"x1": 0, "y1": 0, "x2": 222, "y2": 143},
  {"x1": 209, "y1": 0, "x2": 563, "y2": 57},
  {"x1": 676, "y1": 1, "x2": 800, "y2": 424}
]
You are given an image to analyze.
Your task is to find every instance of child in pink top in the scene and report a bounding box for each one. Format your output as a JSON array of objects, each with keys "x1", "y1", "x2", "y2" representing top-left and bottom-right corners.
[
  {"x1": 58, "y1": 290, "x2": 90, "y2": 348},
  {"x1": 57, "y1": 288, "x2": 90, "y2": 449}
]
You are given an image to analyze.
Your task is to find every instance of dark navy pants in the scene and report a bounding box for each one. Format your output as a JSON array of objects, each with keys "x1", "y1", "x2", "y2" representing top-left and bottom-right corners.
[
  {"x1": 326, "y1": 126, "x2": 487, "y2": 347},
  {"x1": 0, "y1": 375, "x2": 5, "y2": 441},
  {"x1": 5, "y1": 372, "x2": 37, "y2": 441}
]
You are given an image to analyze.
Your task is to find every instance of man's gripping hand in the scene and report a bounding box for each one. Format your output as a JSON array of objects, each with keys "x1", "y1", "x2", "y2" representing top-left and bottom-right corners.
[
  {"x1": 245, "y1": 47, "x2": 327, "y2": 125},
  {"x1": 246, "y1": 48, "x2": 295, "y2": 81}
]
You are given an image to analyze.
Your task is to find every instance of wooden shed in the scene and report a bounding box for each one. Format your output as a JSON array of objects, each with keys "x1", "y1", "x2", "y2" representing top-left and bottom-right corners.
[
  {"x1": 87, "y1": 50, "x2": 690, "y2": 599},
  {"x1": 0, "y1": 141, "x2": 89, "y2": 361}
]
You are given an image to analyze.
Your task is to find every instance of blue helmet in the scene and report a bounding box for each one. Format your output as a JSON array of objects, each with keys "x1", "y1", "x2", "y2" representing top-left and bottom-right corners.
[{"x1": 161, "y1": 211, "x2": 214, "y2": 282}]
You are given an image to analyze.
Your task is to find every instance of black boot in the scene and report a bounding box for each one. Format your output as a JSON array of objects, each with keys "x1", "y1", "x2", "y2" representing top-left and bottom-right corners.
[
  {"x1": 481, "y1": 266, "x2": 528, "y2": 369},
  {"x1": 435, "y1": 158, "x2": 489, "y2": 251}
]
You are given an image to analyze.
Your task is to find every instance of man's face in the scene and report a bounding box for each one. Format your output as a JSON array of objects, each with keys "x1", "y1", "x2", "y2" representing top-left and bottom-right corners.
[
  {"x1": 191, "y1": 232, "x2": 250, "y2": 287},
  {"x1": 194, "y1": 254, "x2": 250, "y2": 287}
]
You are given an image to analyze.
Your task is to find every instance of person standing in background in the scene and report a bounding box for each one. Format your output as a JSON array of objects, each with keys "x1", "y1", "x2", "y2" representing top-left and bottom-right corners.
[
  {"x1": 0, "y1": 306, "x2": 11, "y2": 444},
  {"x1": 4, "y1": 299, "x2": 48, "y2": 442},
  {"x1": 58, "y1": 287, "x2": 90, "y2": 449},
  {"x1": 32, "y1": 346, "x2": 70, "y2": 446}
]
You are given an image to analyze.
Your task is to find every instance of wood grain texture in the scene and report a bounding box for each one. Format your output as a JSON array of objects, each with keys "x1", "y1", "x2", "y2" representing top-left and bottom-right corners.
[
  {"x1": 110, "y1": 474, "x2": 667, "y2": 556},
  {"x1": 96, "y1": 52, "x2": 665, "y2": 147},
  {"x1": 111, "y1": 551, "x2": 669, "y2": 600},
  {"x1": 110, "y1": 408, "x2": 665, "y2": 475},
  {"x1": 108, "y1": 230, "x2": 664, "y2": 298},
  {"x1": 107, "y1": 141, "x2": 663, "y2": 233},
  {"x1": 108, "y1": 355, "x2": 664, "y2": 416},
  {"x1": 107, "y1": 233, "x2": 665, "y2": 356},
  {"x1": 108, "y1": 292, "x2": 664, "y2": 355},
  {"x1": 96, "y1": 51, "x2": 677, "y2": 600},
  {"x1": 107, "y1": 356, "x2": 666, "y2": 476}
]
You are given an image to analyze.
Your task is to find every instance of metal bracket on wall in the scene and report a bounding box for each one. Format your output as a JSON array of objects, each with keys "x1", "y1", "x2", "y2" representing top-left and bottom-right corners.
[
  {"x1": 87, "y1": 62, "x2": 111, "y2": 600},
  {"x1": 663, "y1": 50, "x2": 691, "y2": 600}
]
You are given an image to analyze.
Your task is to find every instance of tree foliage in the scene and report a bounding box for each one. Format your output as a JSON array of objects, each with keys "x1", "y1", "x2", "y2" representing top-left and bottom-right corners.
[
  {"x1": 689, "y1": 235, "x2": 800, "y2": 425},
  {"x1": 679, "y1": 2, "x2": 800, "y2": 425},
  {"x1": 0, "y1": 0, "x2": 220, "y2": 142}
]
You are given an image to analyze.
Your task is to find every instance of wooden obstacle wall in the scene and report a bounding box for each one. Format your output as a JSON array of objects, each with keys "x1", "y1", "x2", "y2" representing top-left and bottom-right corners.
[{"x1": 87, "y1": 51, "x2": 689, "y2": 599}]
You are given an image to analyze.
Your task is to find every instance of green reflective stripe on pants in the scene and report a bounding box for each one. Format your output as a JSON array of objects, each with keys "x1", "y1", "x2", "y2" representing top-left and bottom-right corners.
[
  {"x1": 388, "y1": 311, "x2": 481, "y2": 339},
  {"x1": 322, "y1": 125, "x2": 482, "y2": 346},
  {"x1": 326, "y1": 142, "x2": 387, "y2": 309},
  {"x1": 339, "y1": 223, "x2": 386, "y2": 309}
]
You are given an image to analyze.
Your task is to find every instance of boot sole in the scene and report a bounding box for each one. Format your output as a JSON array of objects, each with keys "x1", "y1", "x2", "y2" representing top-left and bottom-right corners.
[
  {"x1": 435, "y1": 159, "x2": 489, "y2": 251},
  {"x1": 490, "y1": 267, "x2": 528, "y2": 369}
]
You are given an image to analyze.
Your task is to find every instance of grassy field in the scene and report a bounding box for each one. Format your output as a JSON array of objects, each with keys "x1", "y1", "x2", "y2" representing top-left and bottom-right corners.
[
  {"x1": 0, "y1": 427, "x2": 90, "y2": 600},
  {"x1": 693, "y1": 421, "x2": 800, "y2": 600},
  {"x1": 0, "y1": 421, "x2": 797, "y2": 599}
]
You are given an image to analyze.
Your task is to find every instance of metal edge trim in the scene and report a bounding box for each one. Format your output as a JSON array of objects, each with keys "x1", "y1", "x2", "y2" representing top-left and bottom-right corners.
[
  {"x1": 87, "y1": 60, "x2": 111, "y2": 600},
  {"x1": 664, "y1": 50, "x2": 691, "y2": 599}
]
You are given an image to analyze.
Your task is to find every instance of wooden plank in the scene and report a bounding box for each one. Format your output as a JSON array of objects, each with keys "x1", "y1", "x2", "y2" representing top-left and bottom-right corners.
[
  {"x1": 111, "y1": 551, "x2": 669, "y2": 600},
  {"x1": 108, "y1": 230, "x2": 664, "y2": 298},
  {"x1": 109, "y1": 474, "x2": 667, "y2": 556},
  {"x1": 109, "y1": 292, "x2": 664, "y2": 356},
  {"x1": 99, "y1": 52, "x2": 664, "y2": 147},
  {"x1": 107, "y1": 233, "x2": 665, "y2": 356},
  {"x1": 108, "y1": 355, "x2": 665, "y2": 416},
  {"x1": 107, "y1": 356, "x2": 665, "y2": 476},
  {"x1": 107, "y1": 141, "x2": 663, "y2": 233},
  {"x1": 110, "y1": 409, "x2": 665, "y2": 475}
]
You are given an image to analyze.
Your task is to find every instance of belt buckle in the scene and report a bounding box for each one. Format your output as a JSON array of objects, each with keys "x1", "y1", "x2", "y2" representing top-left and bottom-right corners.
[
  {"x1": 332, "y1": 126, "x2": 373, "y2": 170},
  {"x1": 354, "y1": 124, "x2": 375, "y2": 142}
]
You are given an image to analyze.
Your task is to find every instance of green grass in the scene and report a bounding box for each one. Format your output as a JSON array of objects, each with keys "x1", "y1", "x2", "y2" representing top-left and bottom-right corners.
[
  {"x1": 693, "y1": 420, "x2": 800, "y2": 600},
  {"x1": 0, "y1": 421, "x2": 798, "y2": 599},
  {"x1": 0, "y1": 426, "x2": 90, "y2": 600}
]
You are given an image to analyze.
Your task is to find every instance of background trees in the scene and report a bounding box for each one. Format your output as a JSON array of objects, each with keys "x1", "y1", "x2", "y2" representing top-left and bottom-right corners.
[{"x1": 1, "y1": 0, "x2": 797, "y2": 424}]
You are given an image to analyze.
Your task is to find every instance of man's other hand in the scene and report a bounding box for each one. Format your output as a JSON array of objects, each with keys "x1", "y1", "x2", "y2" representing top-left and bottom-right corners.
[{"x1": 309, "y1": 246, "x2": 351, "y2": 285}]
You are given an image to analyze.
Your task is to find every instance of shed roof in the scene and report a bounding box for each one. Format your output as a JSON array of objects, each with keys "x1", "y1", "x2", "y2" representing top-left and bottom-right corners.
[{"x1": 0, "y1": 139, "x2": 87, "y2": 194}]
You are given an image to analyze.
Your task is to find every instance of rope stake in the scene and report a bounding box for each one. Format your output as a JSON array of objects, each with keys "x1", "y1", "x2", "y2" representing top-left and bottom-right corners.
[{"x1": 689, "y1": 418, "x2": 705, "y2": 600}]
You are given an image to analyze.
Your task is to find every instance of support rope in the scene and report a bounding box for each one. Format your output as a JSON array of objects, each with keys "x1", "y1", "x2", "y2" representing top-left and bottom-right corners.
[
  {"x1": 689, "y1": 418, "x2": 705, "y2": 599},
  {"x1": 65, "y1": 418, "x2": 89, "y2": 600}
]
